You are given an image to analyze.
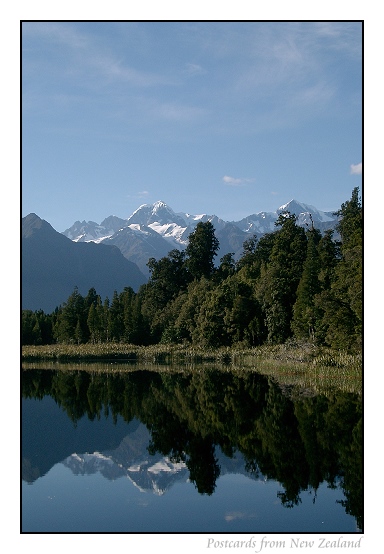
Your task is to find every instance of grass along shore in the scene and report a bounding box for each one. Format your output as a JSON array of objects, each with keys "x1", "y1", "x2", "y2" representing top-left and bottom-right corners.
[{"x1": 22, "y1": 342, "x2": 362, "y2": 395}]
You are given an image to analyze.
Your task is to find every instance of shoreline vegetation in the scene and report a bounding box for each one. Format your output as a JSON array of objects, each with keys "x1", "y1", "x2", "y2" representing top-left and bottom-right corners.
[{"x1": 22, "y1": 342, "x2": 362, "y2": 395}]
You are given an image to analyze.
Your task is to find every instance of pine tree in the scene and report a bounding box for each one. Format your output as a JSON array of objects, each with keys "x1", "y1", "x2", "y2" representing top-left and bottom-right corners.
[
  {"x1": 108, "y1": 291, "x2": 124, "y2": 342},
  {"x1": 87, "y1": 303, "x2": 100, "y2": 343},
  {"x1": 291, "y1": 228, "x2": 322, "y2": 341},
  {"x1": 74, "y1": 318, "x2": 84, "y2": 344},
  {"x1": 32, "y1": 319, "x2": 42, "y2": 345},
  {"x1": 120, "y1": 287, "x2": 136, "y2": 343},
  {"x1": 55, "y1": 286, "x2": 85, "y2": 343}
]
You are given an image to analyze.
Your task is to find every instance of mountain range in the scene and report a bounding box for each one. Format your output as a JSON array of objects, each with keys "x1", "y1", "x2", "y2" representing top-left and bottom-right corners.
[
  {"x1": 62, "y1": 199, "x2": 339, "y2": 277},
  {"x1": 62, "y1": 424, "x2": 259, "y2": 496},
  {"x1": 23, "y1": 396, "x2": 259, "y2": 495},
  {"x1": 22, "y1": 199, "x2": 339, "y2": 312}
]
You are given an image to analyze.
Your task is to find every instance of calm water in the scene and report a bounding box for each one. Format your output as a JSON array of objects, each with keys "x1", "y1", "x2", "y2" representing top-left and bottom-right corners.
[{"x1": 21, "y1": 367, "x2": 362, "y2": 533}]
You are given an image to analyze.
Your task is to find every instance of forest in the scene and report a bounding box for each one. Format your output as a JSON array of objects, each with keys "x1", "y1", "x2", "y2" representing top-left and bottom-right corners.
[{"x1": 22, "y1": 188, "x2": 362, "y2": 353}]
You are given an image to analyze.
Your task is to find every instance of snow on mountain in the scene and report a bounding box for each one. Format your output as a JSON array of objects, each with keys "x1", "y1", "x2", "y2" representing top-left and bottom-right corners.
[
  {"x1": 233, "y1": 199, "x2": 336, "y2": 236},
  {"x1": 233, "y1": 211, "x2": 277, "y2": 235},
  {"x1": 61, "y1": 422, "x2": 261, "y2": 496},
  {"x1": 61, "y1": 199, "x2": 338, "y2": 272},
  {"x1": 277, "y1": 199, "x2": 335, "y2": 225},
  {"x1": 128, "y1": 200, "x2": 188, "y2": 228},
  {"x1": 62, "y1": 422, "x2": 190, "y2": 495},
  {"x1": 63, "y1": 450, "x2": 188, "y2": 495},
  {"x1": 102, "y1": 224, "x2": 174, "y2": 277},
  {"x1": 63, "y1": 216, "x2": 127, "y2": 243},
  {"x1": 126, "y1": 200, "x2": 227, "y2": 248}
]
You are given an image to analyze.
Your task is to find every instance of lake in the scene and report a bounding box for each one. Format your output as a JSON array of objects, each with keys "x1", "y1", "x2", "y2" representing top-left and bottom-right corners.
[{"x1": 21, "y1": 366, "x2": 362, "y2": 533}]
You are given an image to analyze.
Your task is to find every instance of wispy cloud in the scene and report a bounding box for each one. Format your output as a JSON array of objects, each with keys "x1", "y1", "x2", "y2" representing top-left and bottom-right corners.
[
  {"x1": 23, "y1": 22, "x2": 175, "y2": 89},
  {"x1": 223, "y1": 175, "x2": 255, "y2": 186},
  {"x1": 183, "y1": 63, "x2": 206, "y2": 77},
  {"x1": 92, "y1": 57, "x2": 175, "y2": 87},
  {"x1": 350, "y1": 162, "x2": 362, "y2": 175},
  {"x1": 127, "y1": 190, "x2": 150, "y2": 200},
  {"x1": 22, "y1": 21, "x2": 89, "y2": 50}
]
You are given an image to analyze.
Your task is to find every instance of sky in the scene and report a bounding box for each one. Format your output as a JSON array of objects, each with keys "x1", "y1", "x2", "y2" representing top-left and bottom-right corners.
[{"x1": 22, "y1": 21, "x2": 362, "y2": 233}]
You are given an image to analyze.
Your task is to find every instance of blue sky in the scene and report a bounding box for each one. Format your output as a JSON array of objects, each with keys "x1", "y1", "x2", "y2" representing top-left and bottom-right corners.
[{"x1": 22, "y1": 21, "x2": 362, "y2": 232}]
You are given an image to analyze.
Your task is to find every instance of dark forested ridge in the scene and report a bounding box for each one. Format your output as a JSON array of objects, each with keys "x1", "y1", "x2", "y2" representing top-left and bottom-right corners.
[{"x1": 22, "y1": 189, "x2": 362, "y2": 352}]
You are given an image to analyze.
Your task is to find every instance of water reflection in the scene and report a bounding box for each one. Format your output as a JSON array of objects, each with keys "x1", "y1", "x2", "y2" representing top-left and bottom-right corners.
[{"x1": 22, "y1": 367, "x2": 362, "y2": 531}]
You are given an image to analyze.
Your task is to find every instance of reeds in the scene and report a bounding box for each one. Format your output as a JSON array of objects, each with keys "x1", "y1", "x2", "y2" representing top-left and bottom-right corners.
[{"x1": 22, "y1": 342, "x2": 362, "y2": 395}]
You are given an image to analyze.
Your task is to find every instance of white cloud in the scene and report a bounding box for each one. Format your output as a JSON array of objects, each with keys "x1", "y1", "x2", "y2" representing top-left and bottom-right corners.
[
  {"x1": 223, "y1": 175, "x2": 255, "y2": 186},
  {"x1": 350, "y1": 162, "x2": 362, "y2": 175},
  {"x1": 126, "y1": 190, "x2": 150, "y2": 199}
]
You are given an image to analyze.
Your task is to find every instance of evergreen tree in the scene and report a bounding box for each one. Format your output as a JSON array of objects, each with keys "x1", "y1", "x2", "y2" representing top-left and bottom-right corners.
[
  {"x1": 120, "y1": 287, "x2": 136, "y2": 343},
  {"x1": 87, "y1": 303, "x2": 101, "y2": 343},
  {"x1": 315, "y1": 188, "x2": 362, "y2": 351},
  {"x1": 22, "y1": 310, "x2": 35, "y2": 345},
  {"x1": 102, "y1": 297, "x2": 110, "y2": 342},
  {"x1": 224, "y1": 277, "x2": 265, "y2": 346},
  {"x1": 173, "y1": 278, "x2": 213, "y2": 343},
  {"x1": 142, "y1": 250, "x2": 189, "y2": 342},
  {"x1": 130, "y1": 291, "x2": 150, "y2": 345},
  {"x1": 237, "y1": 232, "x2": 276, "y2": 278},
  {"x1": 32, "y1": 319, "x2": 42, "y2": 345},
  {"x1": 108, "y1": 291, "x2": 124, "y2": 342},
  {"x1": 317, "y1": 229, "x2": 338, "y2": 290},
  {"x1": 74, "y1": 318, "x2": 84, "y2": 344},
  {"x1": 291, "y1": 228, "x2": 322, "y2": 341},
  {"x1": 256, "y1": 213, "x2": 307, "y2": 343},
  {"x1": 194, "y1": 283, "x2": 232, "y2": 347},
  {"x1": 216, "y1": 252, "x2": 236, "y2": 281},
  {"x1": 236, "y1": 235, "x2": 258, "y2": 271},
  {"x1": 55, "y1": 286, "x2": 85, "y2": 343},
  {"x1": 185, "y1": 221, "x2": 219, "y2": 280}
]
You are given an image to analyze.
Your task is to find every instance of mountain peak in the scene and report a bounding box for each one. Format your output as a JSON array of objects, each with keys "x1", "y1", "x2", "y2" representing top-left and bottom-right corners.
[
  {"x1": 128, "y1": 201, "x2": 186, "y2": 228},
  {"x1": 22, "y1": 213, "x2": 57, "y2": 239},
  {"x1": 152, "y1": 200, "x2": 168, "y2": 210},
  {"x1": 277, "y1": 199, "x2": 335, "y2": 224},
  {"x1": 278, "y1": 199, "x2": 309, "y2": 212}
]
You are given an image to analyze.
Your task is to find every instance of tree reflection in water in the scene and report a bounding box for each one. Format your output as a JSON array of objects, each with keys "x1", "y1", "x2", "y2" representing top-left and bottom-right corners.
[{"x1": 22, "y1": 367, "x2": 362, "y2": 529}]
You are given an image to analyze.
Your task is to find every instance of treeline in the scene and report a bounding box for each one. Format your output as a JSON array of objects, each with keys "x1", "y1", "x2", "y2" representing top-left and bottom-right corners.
[{"x1": 22, "y1": 188, "x2": 362, "y2": 352}]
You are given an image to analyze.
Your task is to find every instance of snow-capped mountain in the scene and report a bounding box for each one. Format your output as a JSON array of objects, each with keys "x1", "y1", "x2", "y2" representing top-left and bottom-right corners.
[
  {"x1": 102, "y1": 224, "x2": 175, "y2": 277},
  {"x1": 277, "y1": 199, "x2": 336, "y2": 227},
  {"x1": 233, "y1": 199, "x2": 336, "y2": 235},
  {"x1": 63, "y1": 215, "x2": 127, "y2": 243},
  {"x1": 62, "y1": 200, "x2": 232, "y2": 249},
  {"x1": 61, "y1": 199, "x2": 338, "y2": 276},
  {"x1": 125, "y1": 200, "x2": 228, "y2": 248},
  {"x1": 62, "y1": 421, "x2": 260, "y2": 496},
  {"x1": 128, "y1": 200, "x2": 189, "y2": 229}
]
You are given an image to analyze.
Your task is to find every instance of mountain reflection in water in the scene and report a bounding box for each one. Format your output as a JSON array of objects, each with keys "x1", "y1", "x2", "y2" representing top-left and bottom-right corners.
[{"x1": 22, "y1": 367, "x2": 362, "y2": 532}]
